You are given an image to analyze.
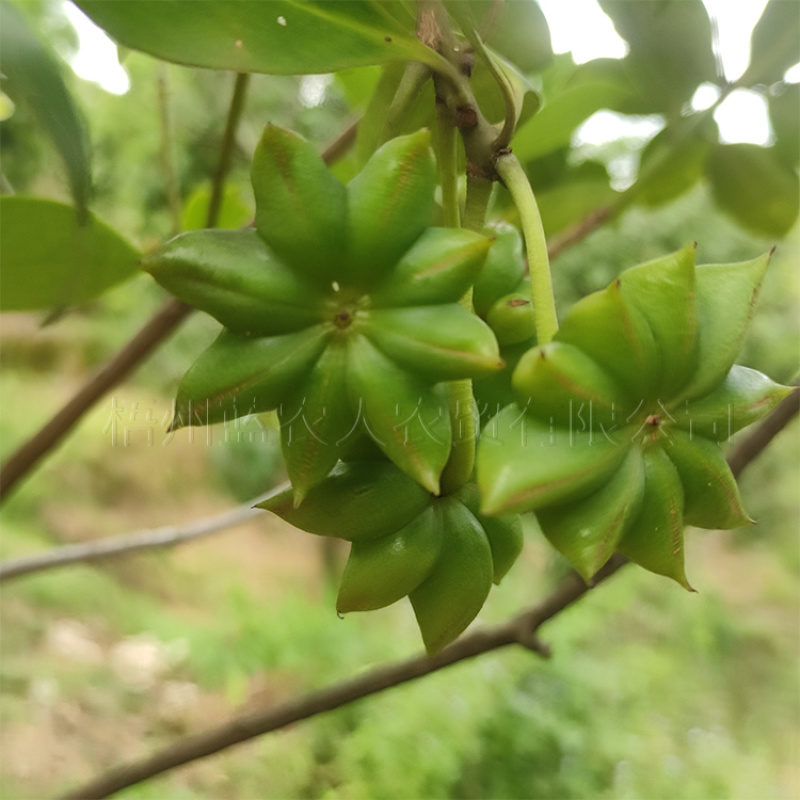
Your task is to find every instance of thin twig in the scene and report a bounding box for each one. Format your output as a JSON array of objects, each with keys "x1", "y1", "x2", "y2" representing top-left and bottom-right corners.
[
  {"x1": 547, "y1": 205, "x2": 615, "y2": 262},
  {"x1": 56, "y1": 401, "x2": 798, "y2": 800},
  {"x1": 0, "y1": 484, "x2": 287, "y2": 584},
  {"x1": 0, "y1": 73, "x2": 253, "y2": 504}
]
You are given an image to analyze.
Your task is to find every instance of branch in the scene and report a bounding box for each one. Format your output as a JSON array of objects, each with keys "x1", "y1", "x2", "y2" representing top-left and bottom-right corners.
[
  {"x1": 57, "y1": 397, "x2": 799, "y2": 800},
  {"x1": 0, "y1": 484, "x2": 287, "y2": 584},
  {"x1": 0, "y1": 73, "x2": 253, "y2": 504}
]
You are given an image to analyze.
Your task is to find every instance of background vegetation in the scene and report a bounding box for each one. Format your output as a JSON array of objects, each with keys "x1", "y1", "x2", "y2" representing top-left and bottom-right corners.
[{"x1": 1, "y1": 1, "x2": 798, "y2": 798}]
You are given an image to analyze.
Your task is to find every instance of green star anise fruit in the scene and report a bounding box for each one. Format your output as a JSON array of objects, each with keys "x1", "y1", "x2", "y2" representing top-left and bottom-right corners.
[
  {"x1": 143, "y1": 128, "x2": 503, "y2": 502},
  {"x1": 259, "y1": 461, "x2": 523, "y2": 655},
  {"x1": 477, "y1": 243, "x2": 791, "y2": 587}
]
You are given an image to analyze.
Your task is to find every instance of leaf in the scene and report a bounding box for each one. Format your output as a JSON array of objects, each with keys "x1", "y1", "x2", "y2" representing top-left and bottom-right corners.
[
  {"x1": 259, "y1": 460, "x2": 432, "y2": 542},
  {"x1": 0, "y1": 5, "x2": 91, "y2": 214},
  {"x1": 252, "y1": 126, "x2": 348, "y2": 287},
  {"x1": 76, "y1": 0, "x2": 446, "y2": 75},
  {"x1": 0, "y1": 197, "x2": 138, "y2": 311},
  {"x1": 537, "y1": 173, "x2": 617, "y2": 237},
  {"x1": 741, "y1": 0, "x2": 800, "y2": 86},
  {"x1": 513, "y1": 80, "x2": 633, "y2": 163},
  {"x1": 634, "y1": 118, "x2": 717, "y2": 207},
  {"x1": 337, "y1": 506, "x2": 442, "y2": 612},
  {"x1": 181, "y1": 184, "x2": 253, "y2": 231},
  {"x1": 768, "y1": 83, "x2": 800, "y2": 168},
  {"x1": 409, "y1": 499, "x2": 493, "y2": 655},
  {"x1": 598, "y1": 0, "x2": 717, "y2": 113},
  {"x1": 706, "y1": 143, "x2": 800, "y2": 238}
]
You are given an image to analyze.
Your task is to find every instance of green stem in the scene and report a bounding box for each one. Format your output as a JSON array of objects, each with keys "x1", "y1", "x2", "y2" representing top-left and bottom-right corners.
[
  {"x1": 463, "y1": 175, "x2": 493, "y2": 233},
  {"x1": 434, "y1": 98, "x2": 460, "y2": 228},
  {"x1": 495, "y1": 152, "x2": 558, "y2": 344},
  {"x1": 440, "y1": 379, "x2": 478, "y2": 495}
]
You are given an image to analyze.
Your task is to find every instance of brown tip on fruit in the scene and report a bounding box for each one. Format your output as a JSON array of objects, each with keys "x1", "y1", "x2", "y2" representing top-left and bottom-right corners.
[
  {"x1": 166, "y1": 417, "x2": 182, "y2": 434},
  {"x1": 769, "y1": 245, "x2": 777, "y2": 257},
  {"x1": 692, "y1": 241, "x2": 698, "y2": 250}
]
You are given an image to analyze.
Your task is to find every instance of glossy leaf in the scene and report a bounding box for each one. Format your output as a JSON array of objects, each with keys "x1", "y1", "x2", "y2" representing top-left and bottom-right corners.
[
  {"x1": 664, "y1": 430, "x2": 752, "y2": 530},
  {"x1": 599, "y1": 0, "x2": 717, "y2": 113},
  {"x1": 366, "y1": 305, "x2": 503, "y2": 381},
  {"x1": 260, "y1": 460, "x2": 432, "y2": 542},
  {"x1": 142, "y1": 229, "x2": 323, "y2": 337},
  {"x1": 252, "y1": 126, "x2": 348, "y2": 286},
  {"x1": 617, "y1": 447, "x2": 690, "y2": 588},
  {"x1": 410, "y1": 500, "x2": 493, "y2": 655},
  {"x1": 706, "y1": 143, "x2": 800, "y2": 238},
  {"x1": 76, "y1": 0, "x2": 445, "y2": 75},
  {"x1": 337, "y1": 506, "x2": 442, "y2": 612},
  {"x1": 741, "y1": 0, "x2": 800, "y2": 86},
  {"x1": 0, "y1": 197, "x2": 138, "y2": 311},
  {"x1": 0, "y1": 4, "x2": 91, "y2": 214},
  {"x1": 171, "y1": 327, "x2": 329, "y2": 428}
]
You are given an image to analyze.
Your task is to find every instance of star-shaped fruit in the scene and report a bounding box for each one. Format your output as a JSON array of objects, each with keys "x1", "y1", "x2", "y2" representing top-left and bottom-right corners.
[
  {"x1": 259, "y1": 461, "x2": 523, "y2": 655},
  {"x1": 144, "y1": 128, "x2": 503, "y2": 501},
  {"x1": 477, "y1": 243, "x2": 791, "y2": 587}
]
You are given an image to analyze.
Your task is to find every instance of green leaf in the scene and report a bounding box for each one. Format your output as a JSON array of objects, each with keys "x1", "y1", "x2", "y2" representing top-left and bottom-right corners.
[
  {"x1": 598, "y1": 0, "x2": 717, "y2": 113},
  {"x1": 634, "y1": 118, "x2": 717, "y2": 207},
  {"x1": 538, "y1": 448, "x2": 645, "y2": 583},
  {"x1": 706, "y1": 143, "x2": 800, "y2": 238},
  {"x1": 409, "y1": 499, "x2": 493, "y2": 655},
  {"x1": 513, "y1": 80, "x2": 633, "y2": 163},
  {"x1": 365, "y1": 305, "x2": 503, "y2": 381},
  {"x1": 477, "y1": 404, "x2": 630, "y2": 515},
  {"x1": 0, "y1": 5, "x2": 91, "y2": 214},
  {"x1": 346, "y1": 130, "x2": 436, "y2": 286},
  {"x1": 252, "y1": 126, "x2": 348, "y2": 287},
  {"x1": 259, "y1": 460, "x2": 432, "y2": 542},
  {"x1": 676, "y1": 253, "x2": 770, "y2": 402},
  {"x1": 742, "y1": 0, "x2": 800, "y2": 86},
  {"x1": 76, "y1": 0, "x2": 446, "y2": 75},
  {"x1": 537, "y1": 173, "x2": 617, "y2": 237},
  {"x1": 616, "y1": 446, "x2": 691, "y2": 589},
  {"x1": 672, "y1": 365, "x2": 791, "y2": 442},
  {"x1": 142, "y1": 229, "x2": 323, "y2": 337},
  {"x1": 171, "y1": 326, "x2": 330, "y2": 428},
  {"x1": 664, "y1": 429, "x2": 752, "y2": 530},
  {"x1": 0, "y1": 197, "x2": 138, "y2": 311},
  {"x1": 181, "y1": 184, "x2": 253, "y2": 231},
  {"x1": 337, "y1": 506, "x2": 442, "y2": 612},
  {"x1": 346, "y1": 335, "x2": 451, "y2": 495},
  {"x1": 768, "y1": 83, "x2": 800, "y2": 168}
]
